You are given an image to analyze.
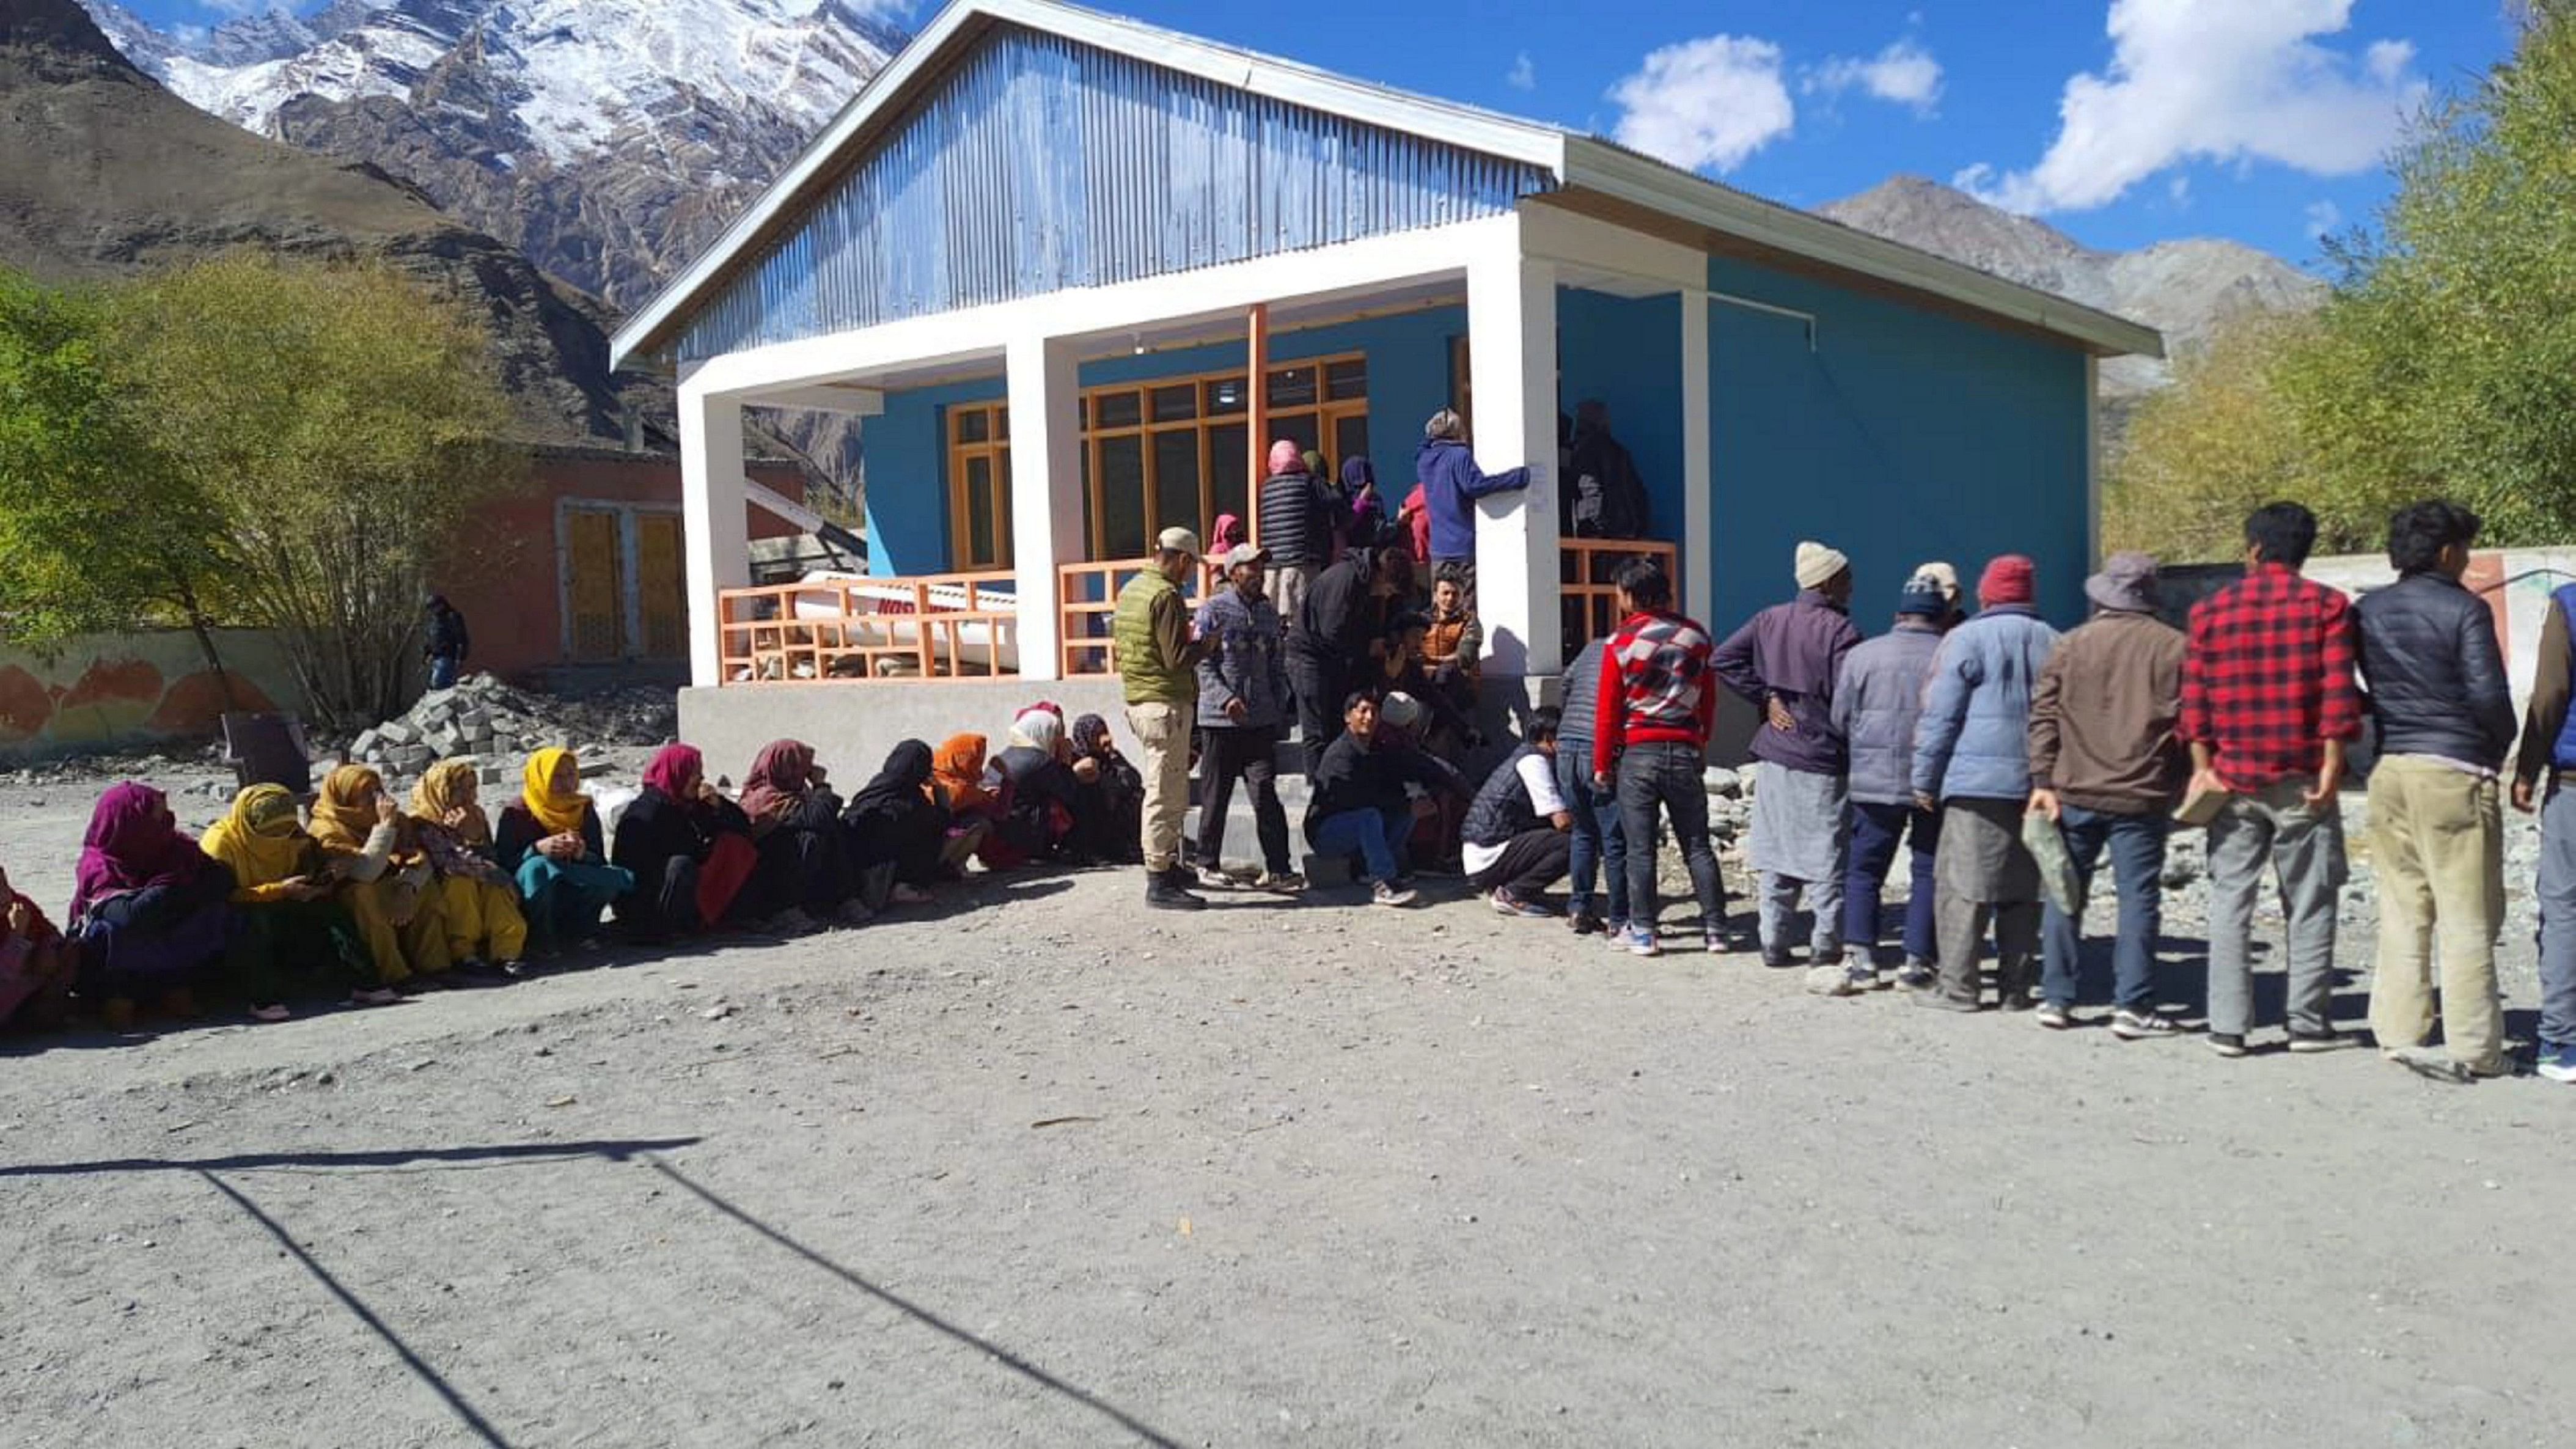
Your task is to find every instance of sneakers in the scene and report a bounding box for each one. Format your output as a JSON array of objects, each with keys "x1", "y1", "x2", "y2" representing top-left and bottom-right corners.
[
  {"x1": 2110, "y1": 1008, "x2": 2183, "y2": 1040},
  {"x1": 2036, "y1": 1002, "x2": 2075, "y2": 1030},
  {"x1": 1603, "y1": 921, "x2": 1636, "y2": 953},
  {"x1": 1195, "y1": 865, "x2": 1236, "y2": 892},
  {"x1": 1620, "y1": 925, "x2": 1661, "y2": 958},
  {"x1": 1911, "y1": 988, "x2": 1981, "y2": 1013},
  {"x1": 1566, "y1": 911, "x2": 1605, "y2": 936},
  {"x1": 2287, "y1": 1029, "x2": 2357, "y2": 1054},
  {"x1": 1806, "y1": 964, "x2": 1872, "y2": 997},
  {"x1": 1759, "y1": 947, "x2": 1796, "y2": 970},
  {"x1": 1147, "y1": 875, "x2": 1208, "y2": 911},
  {"x1": 1252, "y1": 870, "x2": 1305, "y2": 893},
  {"x1": 1489, "y1": 890, "x2": 1551, "y2": 919},
  {"x1": 1894, "y1": 960, "x2": 1937, "y2": 991},
  {"x1": 2541, "y1": 1045, "x2": 2576, "y2": 1084},
  {"x1": 2385, "y1": 1045, "x2": 2471, "y2": 1083},
  {"x1": 1373, "y1": 881, "x2": 1419, "y2": 908},
  {"x1": 2207, "y1": 1032, "x2": 2248, "y2": 1058},
  {"x1": 1703, "y1": 932, "x2": 1726, "y2": 955}
]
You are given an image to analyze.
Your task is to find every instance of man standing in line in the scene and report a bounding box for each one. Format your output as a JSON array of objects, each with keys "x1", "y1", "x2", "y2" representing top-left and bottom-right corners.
[
  {"x1": 2179, "y1": 502, "x2": 2363, "y2": 1057},
  {"x1": 2027, "y1": 551, "x2": 2188, "y2": 1038},
  {"x1": 1416, "y1": 408, "x2": 1533, "y2": 605},
  {"x1": 1112, "y1": 526, "x2": 1210, "y2": 911},
  {"x1": 1713, "y1": 541, "x2": 1862, "y2": 974},
  {"x1": 1558, "y1": 630, "x2": 1629, "y2": 941},
  {"x1": 1592, "y1": 559, "x2": 1727, "y2": 958},
  {"x1": 2512, "y1": 567, "x2": 2576, "y2": 1085},
  {"x1": 1911, "y1": 556, "x2": 2059, "y2": 1013},
  {"x1": 1256, "y1": 440, "x2": 1343, "y2": 629},
  {"x1": 1831, "y1": 571, "x2": 1953, "y2": 993},
  {"x1": 1192, "y1": 541, "x2": 1304, "y2": 893},
  {"x1": 2356, "y1": 501, "x2": 2515, "y2": 1082}
]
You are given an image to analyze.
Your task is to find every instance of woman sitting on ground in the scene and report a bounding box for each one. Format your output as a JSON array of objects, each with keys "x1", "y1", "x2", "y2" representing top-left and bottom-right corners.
[
  {"x1": 201, "y1": 784, "x2": 390, "y2": 1020},
  {"x1": 739, "y1": 739, "x2": 872, "y2": 928},
  {"x1": 840, "y1": 741, "x2": 947, "y2": 905},
  {"x1": 408, "y1": 761, "x2": 528, "y2": 977},
  {"x1": 986, "y1": 705, "x2": 1085, "y2": 867},
  {"x1": 309, "y1": 764, "x2": 452, "y2": 991},
  {"x1": 1066, "y1": 713, "x2": 1143, "y2": 865},
  {"x1": 0, "y1": 860, "x2": 73, "y2": 1033},
  {"x1": 612, "y1": 744, "x2": 761, "y2": 942},
  {"x1": 67, "y1": 782, "x2": 235, "y2": 1029},
  {"x1": 496, "y1": 747, "x2": 634, "y2": 958},
  {"x1": 931, "y1": 733, "x2": 1007, "y2": 871}
]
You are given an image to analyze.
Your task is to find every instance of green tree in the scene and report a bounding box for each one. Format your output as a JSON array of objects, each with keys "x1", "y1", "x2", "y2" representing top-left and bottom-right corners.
[
  {"x1": 114, "y1": 254, "x2": 524, "y2": 728},
  {"x1": 0, "y1": 269, "x2": 236, "y2": 688},
  {"x1": 2105, "y1": 312, "x2": 2346, "y2": 561}
]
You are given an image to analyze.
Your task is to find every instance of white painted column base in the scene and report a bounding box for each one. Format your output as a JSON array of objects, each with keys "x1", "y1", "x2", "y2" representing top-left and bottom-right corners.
[{"x1": 678, "y1": 372, "x2": 749, "y2": 688}]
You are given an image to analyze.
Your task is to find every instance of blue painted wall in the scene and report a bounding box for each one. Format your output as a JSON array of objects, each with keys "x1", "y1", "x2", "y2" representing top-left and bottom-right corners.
[
  {"x1": 1704, "y1": 256, "x2": 2091, "y2": 634},
  {"x1": 865, "y1": 305, "x2": 1466, "y2": 575}
]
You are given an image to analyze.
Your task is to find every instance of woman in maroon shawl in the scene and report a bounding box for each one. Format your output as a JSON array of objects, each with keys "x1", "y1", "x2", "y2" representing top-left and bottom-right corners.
[
  {"x1": 67, "y1": 782, "x2": 235, "y2": 1029},
  {"x1": 739, "y1": 739, "x2": 868, "y2": 928},
  {"x1": 609, "y1": 744, "x2": 761, "y2": 942}
]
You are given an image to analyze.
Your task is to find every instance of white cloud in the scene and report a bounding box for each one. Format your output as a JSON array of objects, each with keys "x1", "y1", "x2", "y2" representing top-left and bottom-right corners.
[
  {"x1": 194, "y1": 0, "x2": 269, "y2": 17},
  {"x1": 2305, "y1": 199, "x2": 2343, "y2": 238},
  {"x1": 1807, "y1": 39, "x2": 1944, "y2": 116},
  {"x1": 1607, "y1": 35, "x2": 1794, "y2": 174},
  {"x1": 1506, "y1": 52, "x2": 1536, "y2": 92},
  {"x1": 2168, "y1": 174, "x2": 2191, "y2": 205},
  {"x1": 1957, "y1": 0, "x2": 2428, "y2": 215}
]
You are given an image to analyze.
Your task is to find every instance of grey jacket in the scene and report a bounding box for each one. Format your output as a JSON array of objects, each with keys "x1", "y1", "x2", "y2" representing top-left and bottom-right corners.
[
  {"x1": 1832, "y1": 621, "x2": 1945, "y2": 805},
  {"x1": 1912, "y1": 606, "x2": 2060, "y2": 802},
  {"x1": 1194, "y1": 585, "x2": 1290, "y2": 730}
]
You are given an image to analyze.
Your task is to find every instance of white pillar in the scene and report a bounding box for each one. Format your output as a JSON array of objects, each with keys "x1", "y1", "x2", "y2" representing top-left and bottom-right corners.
[
  {"x1": 1681, "y1": 295, "x2": 1713, "y2": 621},
  {"x1": 1007, "y1": 334, "x2": 1082, "y2": 682},
  {"x1": 1466, "y1": 228, "x2": 1560, "y2": 677},
  {"x1": 678, "y1": 372, "x2": 748, "y2": 688}
]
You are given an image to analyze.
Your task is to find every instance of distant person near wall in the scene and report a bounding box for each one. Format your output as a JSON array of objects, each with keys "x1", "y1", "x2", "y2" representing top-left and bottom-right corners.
[{"x1": 424, "y1": 595, "x2": 471, "y2": 691}]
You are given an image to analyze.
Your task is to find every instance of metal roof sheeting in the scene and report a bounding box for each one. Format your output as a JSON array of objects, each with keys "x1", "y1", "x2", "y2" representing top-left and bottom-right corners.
[{"x1": 674, "y1": 25, "x2": 1552, "y2": 363}]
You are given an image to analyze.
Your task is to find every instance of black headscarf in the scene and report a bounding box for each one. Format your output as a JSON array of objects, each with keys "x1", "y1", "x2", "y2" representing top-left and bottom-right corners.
[{"x1": 848, "y1": 740, "x2": 936, "y2": 818}]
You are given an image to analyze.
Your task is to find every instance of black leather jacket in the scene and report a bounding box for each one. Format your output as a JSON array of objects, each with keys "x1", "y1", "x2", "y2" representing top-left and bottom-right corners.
[{"x1": 2355, "y1": 572, "x2": 2517, "y2": 771}]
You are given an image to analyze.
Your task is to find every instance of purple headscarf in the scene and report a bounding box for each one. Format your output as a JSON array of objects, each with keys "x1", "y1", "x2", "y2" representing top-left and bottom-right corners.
[{"x1": 71, "y1": 782, "x2": 205, "y2": 920}]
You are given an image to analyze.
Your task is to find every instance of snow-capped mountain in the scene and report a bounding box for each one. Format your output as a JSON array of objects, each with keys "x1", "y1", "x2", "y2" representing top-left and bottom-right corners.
[{"x1": 82, "y1": 0, "x2": 902, "y2": 309}]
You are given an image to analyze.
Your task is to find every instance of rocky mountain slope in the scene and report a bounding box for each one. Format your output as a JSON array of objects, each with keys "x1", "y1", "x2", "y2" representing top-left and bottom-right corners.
[
  {"x1": 1819, "y1": 175, "x2": 2326, "y2": 397},
  {"x1": 1, "y1": 0, "x2": 658, "y2": 448}
]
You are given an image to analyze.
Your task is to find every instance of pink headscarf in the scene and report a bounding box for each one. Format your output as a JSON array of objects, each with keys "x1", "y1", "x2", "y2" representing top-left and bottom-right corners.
[
  {"x1": 642, "y1": 744, "x2": 704, "y2": 801},
  {"x1": 1211, "y1": 513, "x2": 1246, "y2": 553},
  {"x1": 737, "y1": 739, "x2": 816, "y2": 819},
  {"x1": 72, "y1": 782, "x2": 205, "y2": 920},
  {"x1": 1266, "y1": 439, "x2": 1304, "y2": 475}
]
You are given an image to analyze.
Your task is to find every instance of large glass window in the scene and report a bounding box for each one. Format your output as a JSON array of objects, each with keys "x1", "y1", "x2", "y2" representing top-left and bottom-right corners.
[{"x1": 946, "y1": 408, "x2": 1012, "y2": 570}]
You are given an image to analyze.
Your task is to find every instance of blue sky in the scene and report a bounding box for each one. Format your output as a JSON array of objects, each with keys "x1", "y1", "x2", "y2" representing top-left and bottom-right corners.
[{"x1": 125, "y1": 0, "x2": 2519, "y2": 266}]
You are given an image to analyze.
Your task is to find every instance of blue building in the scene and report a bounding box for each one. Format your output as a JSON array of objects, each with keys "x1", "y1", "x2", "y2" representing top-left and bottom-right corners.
[{"x1": 611, "y1": 0, "x2": 2158, "y2": 758}]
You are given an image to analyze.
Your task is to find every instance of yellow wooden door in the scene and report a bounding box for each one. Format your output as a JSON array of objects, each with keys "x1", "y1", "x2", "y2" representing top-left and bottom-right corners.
[
  {"x1": 636, "y1": 513, "x2": 686, "y2": 658},
  {"x1": 567, "y1": 510, "x2": 626, "y2": 660}
]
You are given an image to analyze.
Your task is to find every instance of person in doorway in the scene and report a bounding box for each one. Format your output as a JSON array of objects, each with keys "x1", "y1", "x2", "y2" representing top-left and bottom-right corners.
[
  {"x1": 1910, "y1": 555, "x2": 2060, "y2": 1013},
  {"x1": 2356, "y1": 501, "x2": 2515, "y2": 1082},
  {"x1": 308, "y1": 763, "x2": 452, "y2": 992},
  {"x1": 497, "y1": 748, "x2": 634, "y2": 958},
  {"x1": 1256, "y1": 441, "x2": 1343, "y2": 629},
  {"x1": 1591, "y1": 558, "x2": 1727, "y2": 957},
  {"x1": 1712, "y1": 540, "x2": 1862, "y2": 975},
  {"x1": 424, "y1": 595, "x2": 470, "y2": 691},
  {"x1": 1462, "y1": 707, "x2": 1574, "y2": 915},
  {"x1": 1194, "y1": 541, "x2": 1302, "y2": 891},
  {"x1": 1305, "y1": 692, "x2": 1459, "y2": 906},
  {"x1": 2027, "y1": 552, "x2": 2188, "y2": 1037},
  {"x1": 611, "y1": 744, "x2": 761, "y2": 943},
  {"x1": 2515, "y1": 570, "x2": 2576, "y2": 1085},
  {"x1": 1287, "y1": 546, "x2": 1410, "y2": 774},
  {"x1": 1068, "y1": 714, "x2": 1145, "y2": 867},
  {"x1": 200, "y1": 784, "x2": 386, "y2": 1019},
  {"x1": 66, "y1": 783, "x2": 233, "y2": 1029},
  {"x1": 1832, "y1": 571, "x2": 1952, "y2": 991},
  {"x1": 1563, "y1": 400, "x2": 1650, "y2": 541},
  {"x1": 1557, "y1": 632, "x2": 1629, "y2": 940},
  {"x1": 409, "y1": 760, "x2": 530, "y2": 976},
  {"x1": 1114, "y1": 526, "x2": 1210, "y2": 910},
  {"x1": 2181, "y1": 502, "x2": 2363, "y2": 1058},
  {"x1": 1417, "y1": 408, "x2": 1533, "y2": 604}
]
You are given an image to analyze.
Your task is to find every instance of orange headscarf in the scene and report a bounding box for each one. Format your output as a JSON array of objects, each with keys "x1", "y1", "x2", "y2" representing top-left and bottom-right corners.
[{"x1": 930, "y1": 733, "x2": 994, "y2": 813}]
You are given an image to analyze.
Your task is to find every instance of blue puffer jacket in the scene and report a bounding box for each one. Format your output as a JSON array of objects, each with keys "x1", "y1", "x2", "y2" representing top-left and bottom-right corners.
[
  {"x1": 1911, "y1": 606, "x2": 2060, "y2": 802},
  {"x1": 1416, "y1": 438, "x2": 1530, "y2": 559},
  {"x1": 1833, "y1": 621, "x2": 1944, "y2": 805}
]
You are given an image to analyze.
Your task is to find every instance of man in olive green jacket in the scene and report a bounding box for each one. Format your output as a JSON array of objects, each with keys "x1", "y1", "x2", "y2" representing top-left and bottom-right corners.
[{"x1": 1115, "y1": 526, "x2": 1210, "y2": 909}]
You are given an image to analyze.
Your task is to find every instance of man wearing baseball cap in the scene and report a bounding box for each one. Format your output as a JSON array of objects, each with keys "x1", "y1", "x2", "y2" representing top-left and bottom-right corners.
[
  {"x1": 1114, "y1": 526, "x2": 1211, "y2": 909},
  {"x1": 1192, "y1": 541, "x2": 1302, "y2": 892}
]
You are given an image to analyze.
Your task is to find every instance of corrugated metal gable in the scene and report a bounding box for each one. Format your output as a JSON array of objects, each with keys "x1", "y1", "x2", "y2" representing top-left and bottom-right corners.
[{"x1": 675, "y1": 24, "x2": 1553, "y2": 362}]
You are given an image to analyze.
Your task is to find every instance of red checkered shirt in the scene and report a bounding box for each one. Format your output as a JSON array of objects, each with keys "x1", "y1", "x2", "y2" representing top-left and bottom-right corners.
[{"x1": 2178, "y1": 562, "x2": 2361, "y2": 788}]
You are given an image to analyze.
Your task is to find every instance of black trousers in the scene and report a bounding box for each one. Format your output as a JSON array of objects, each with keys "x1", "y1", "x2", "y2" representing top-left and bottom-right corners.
[
  {"x1": 1468, "y1": 827, "x2": 1572, "y2": 898},
  {"x1": 617, "y1": 854, "x2": 702, "y2": 941},
  {"x1": 1284, "y1": 651, "x2": 1343, "y2": 776},
  {"x1": 1197, "y1": 724, "x2": 1291, "y2": 873}
]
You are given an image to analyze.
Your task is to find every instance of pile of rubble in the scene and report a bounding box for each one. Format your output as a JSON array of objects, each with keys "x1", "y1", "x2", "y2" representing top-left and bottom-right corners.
[{"x1": 344, "y1": 674, "x2": 675, "y2": 782}]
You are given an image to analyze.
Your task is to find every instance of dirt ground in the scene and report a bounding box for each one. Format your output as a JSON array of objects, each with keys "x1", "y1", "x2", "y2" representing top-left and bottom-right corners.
[{"x1": 4, "y1": 757, "x2": 2574, "y2": 1447}]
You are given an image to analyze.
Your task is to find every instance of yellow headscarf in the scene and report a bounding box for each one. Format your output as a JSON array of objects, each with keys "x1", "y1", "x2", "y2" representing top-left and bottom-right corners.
[
  {"x1": 520, "y1": 747, "x2": 590, "y2": 836},
  {"x1": 409, "y1": 760, "x2": 491, "y2": 845},
  {"x1": 309, "y1": 764, "x2": 387, "y2": 853},
  {"x1": 200, "y1": 784, "x2": 312, "y2": 890}
]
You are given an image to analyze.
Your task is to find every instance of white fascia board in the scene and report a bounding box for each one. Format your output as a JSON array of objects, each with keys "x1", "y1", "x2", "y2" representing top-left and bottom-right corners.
[
  {"x1": 743, "y1": 385, "x2": 887, "y2": 416},
  {"x1": 683, "y1": 215, "x2": 1515, "y2": 401},
  {"x1": 1519, "y1": 202, "x2": 1708, "y2": 293},
  {"x1": 1561, "y1": 137, "x2": 2165, "y2": 360},
  {"x1": 613, "y1": 0, "x2": 1567, "y2": 372}
]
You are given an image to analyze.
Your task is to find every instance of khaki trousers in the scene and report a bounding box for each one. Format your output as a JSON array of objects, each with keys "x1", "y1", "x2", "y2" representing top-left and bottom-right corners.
[
  {"x1": 2366, "y1": 755, "x2": 2504, "y2": 1071},
  {"x1": 1125, "y1": 700, "x2": 1192, "y2": 874}
]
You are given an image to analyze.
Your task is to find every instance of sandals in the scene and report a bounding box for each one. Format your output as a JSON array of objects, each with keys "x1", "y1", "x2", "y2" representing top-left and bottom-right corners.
[
  {"x1": 347, "y1": 987, "x2": 402, "y2": 1007},
  {"x1": 249, "y1": 1003, "x2": 292, "y2": 1023}
]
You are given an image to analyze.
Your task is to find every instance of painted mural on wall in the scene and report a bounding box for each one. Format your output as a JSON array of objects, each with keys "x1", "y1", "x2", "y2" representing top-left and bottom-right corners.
[{"x1": 0, "y1": 630, "x2": 300, "y2": 755}]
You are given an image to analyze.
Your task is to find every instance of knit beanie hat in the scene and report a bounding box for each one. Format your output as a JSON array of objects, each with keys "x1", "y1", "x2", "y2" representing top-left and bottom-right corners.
[
  {"x1": 1977, "y1": 554, "x2": 2037, "y2": 607},
  {"x1": 1896, "y1": 574, "x2": 1950, "y2": 618},
  {"x1": 1793, "y1": 540, "x2": 1849, "y2": 590},
  {"x1": 1914, "y1": 561, "x2": 1961, "y2": 607}
]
